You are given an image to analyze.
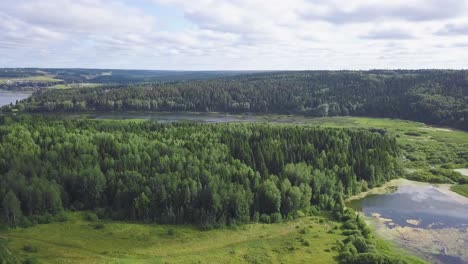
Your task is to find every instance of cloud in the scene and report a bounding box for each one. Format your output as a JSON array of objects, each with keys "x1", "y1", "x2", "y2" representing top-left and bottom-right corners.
[
  {"x1": 436, "y1": 23, "x2": 468, "y2": 35},
  {"x1": 301, "y1": 0, "x2": 465, "y2": 24},
  {"x1": 0, "y1": 0, "x2": 157, "y2": 34},
  {"x1": 0, "y1": 0, "x2": 468, "y2": 69},
  {"x1": 361, "y1": 28, "x2": 415, "y2": 40}
]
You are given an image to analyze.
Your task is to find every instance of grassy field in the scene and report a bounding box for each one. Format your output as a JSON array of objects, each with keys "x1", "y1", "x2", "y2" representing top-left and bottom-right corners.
[
  {"x1": 2, "y1": 212, "x2": 345, "y2": 264},
  {"x1": 451, "y1": 184, "x2": 468, "y2": 198},
  {"x1": 0, "y1": 76, "x2": 62, "y2": 83},
  {"x1": 291, "y1": 116, "x2": 468, "y2": 172},
  {"x1": 49, "y1": 83, "x2": 102, "y2": 89},
  {"x1": 0, "y1": 212, "x2": 425, "y2": 264}
]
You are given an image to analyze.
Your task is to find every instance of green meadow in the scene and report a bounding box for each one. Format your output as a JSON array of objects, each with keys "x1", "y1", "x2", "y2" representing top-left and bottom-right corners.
[
  {"x1": 49, "y1": 83, "x2": 103, "y2": 89},
  {"x1": 2, "y1": 212, "x2": 345, "y2": 264},
  {"x1": 0, "y1": 76, "x2": 62, "y2": 83},
  {"x1": 1, "y1": 212, "x2": 425, "y2": 264},
  {"x1": 451, "y1": 184, "x2": 468, "y2": 198}
]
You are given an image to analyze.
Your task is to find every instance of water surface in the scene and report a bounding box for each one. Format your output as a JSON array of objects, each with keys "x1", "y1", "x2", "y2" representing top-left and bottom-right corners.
[
  {"x1": 0, "y1": 90, "x2": 31, "y2": 107},
  {"x1": 348, "y1": 180, "x2": 468, "y2": 264}
]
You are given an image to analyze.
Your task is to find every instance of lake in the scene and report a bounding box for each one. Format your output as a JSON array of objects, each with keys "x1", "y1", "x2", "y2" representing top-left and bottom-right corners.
[
  {"x1": 0, "y1": 90, "x2": 31, "y2": 107},
  {"x1": 348, "y1": 179, "x2": 468, "y2": 264}
]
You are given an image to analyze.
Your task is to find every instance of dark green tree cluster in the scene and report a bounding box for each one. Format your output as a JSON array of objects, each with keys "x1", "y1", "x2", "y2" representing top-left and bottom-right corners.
[
  {"x1": 0, "y1": 116, "x2": 400, "y2": 228},
  {"x1": 8, "y1": 70, "x2": 467, "y2": 130},
  {"x1": 333, "y1": 208, "x2": 407, "y2": 264}
]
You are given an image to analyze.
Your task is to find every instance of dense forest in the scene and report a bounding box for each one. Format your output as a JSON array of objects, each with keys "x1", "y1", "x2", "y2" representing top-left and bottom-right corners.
[
  {"x1": 6, "y1": 70, "x2": 466, "y2": 130},
  {"x1": 0, "y1": 116, "x2": 399, "y2": 229}
]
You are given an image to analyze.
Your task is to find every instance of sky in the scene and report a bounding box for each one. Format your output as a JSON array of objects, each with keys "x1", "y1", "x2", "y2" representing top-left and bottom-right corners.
[{"x1": 1, "y1": 0, "x2": 468, "y2": 70}]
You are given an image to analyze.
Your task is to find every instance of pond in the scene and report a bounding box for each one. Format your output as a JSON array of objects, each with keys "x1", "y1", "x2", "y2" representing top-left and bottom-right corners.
[
  {"x1": 348, "y1": 179, "x2": 468, "y2": 264},
  {"x1": 0, "y1": 90, "x2": 31, "y2": 107}
]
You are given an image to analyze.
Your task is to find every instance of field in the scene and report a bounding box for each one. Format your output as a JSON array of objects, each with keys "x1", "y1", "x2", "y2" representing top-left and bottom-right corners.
[
  {"x1": 49, "y1": 83, "x2": 102, "y2": 89},
  {"x1": 451, "y1": 184, "x2": 468, "y2": 198},
  {"x1": 1, "y1": 211, "x2": 425, "y2": 264},
  {"x1": 0, "y1": 76, "x2": 62, "y2": 83},
  {"x1": 289, "y1": 116, "x2": 468, "y2": 172},
  {"x1": 2, "y1": 212, "x2": 344, "y2": 264}
]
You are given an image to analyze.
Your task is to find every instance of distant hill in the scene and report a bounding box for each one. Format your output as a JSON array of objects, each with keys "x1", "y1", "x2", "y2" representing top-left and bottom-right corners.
[
  {"x1": 0, "y1": 68, "x2": 261, "y2": 85},
  {"x1": 3, "y1": 70, "x2": 467, "y2": 130}
]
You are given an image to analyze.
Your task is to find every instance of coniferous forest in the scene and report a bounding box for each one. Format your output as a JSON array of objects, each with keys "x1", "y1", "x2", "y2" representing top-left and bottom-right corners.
[
  {"x1": 0, "y1": 116, "x2": 399, "y2": 228},
  {"x1": 6, "y1": 70, "x2": 467, "y2": 130}
]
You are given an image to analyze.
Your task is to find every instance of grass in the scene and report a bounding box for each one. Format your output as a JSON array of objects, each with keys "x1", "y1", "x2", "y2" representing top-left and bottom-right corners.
[
  {"x1": 451, "y1": 184, "x2": 468, "y2": 198},
  {"x1": 373, "y1": 236, "x2": 427, "y2": 264},
  {"x1": 49, "y1": 83, "x2": 102, "y2": 89},
  {"x1": 0, "y1": 212, "x2": 345, "y2": 264},
  {"x1": 294, "y1": 116, "x2": 468, "y2": 174}
]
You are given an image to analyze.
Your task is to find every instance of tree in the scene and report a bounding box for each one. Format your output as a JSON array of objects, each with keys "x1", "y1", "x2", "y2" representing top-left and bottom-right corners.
[
  {"x1": 2, "y1": 190, "x2": 22, "y2": 225},
  {"x1": 259, "y1": 179, "x2": 281, "y2": 214}
]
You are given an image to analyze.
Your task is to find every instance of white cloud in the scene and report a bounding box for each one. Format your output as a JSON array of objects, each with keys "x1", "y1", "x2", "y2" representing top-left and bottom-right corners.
[{"x1": 1, "y1": 0, "x2": 468, "y2": 69}]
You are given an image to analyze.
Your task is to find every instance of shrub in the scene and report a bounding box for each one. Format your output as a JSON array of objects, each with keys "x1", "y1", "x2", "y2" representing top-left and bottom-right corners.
[
  {"x1": 18, "y1": 217, "x2": 34, "y2": 228},
  {"x1": 23, "y1": 244, "x2": 38, "y2": 253},
  {"x1": 23, "y1": 257, "x2": 40, "y2": 264},
  {"x1": 270, "y1": 213, "x2": 282, "y2": 223},
  {"x1": 167, "y1": 228, "x2": 175, "y2": 236},
  {"x1": 54, "y1": 212, "x2": 68, "y2": 222},
  {"x1": 259, "y1": 214, "x2": 270, "y2": 224},
  {"x1": 84, "y1": 212, "x2": 98, "y2": 222},
  {"x1": 404, "y1": 132, "x2": 421, "y2": 137},
  {"x1": 93, "y1": 223, "x2": 105, "y2": 229},
  {"x1": 252, "y1": 212, "x2": 260, "y2": 222}
]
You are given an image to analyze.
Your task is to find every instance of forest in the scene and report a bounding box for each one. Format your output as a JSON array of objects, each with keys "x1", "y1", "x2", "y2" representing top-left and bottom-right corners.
[
  {"x1": 6, "y1": 70, "x2": 466, "y2": 131},
  {"x1": 0, "y1": 116, "x2": 399, "y2": 228}
]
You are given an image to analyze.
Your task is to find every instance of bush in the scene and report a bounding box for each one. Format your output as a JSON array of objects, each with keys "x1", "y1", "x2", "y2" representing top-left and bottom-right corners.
[
  {"x1": 54, "y1": 212, "x2": 68, "y2": 222},
  {"x1": 345, "y1": 253, "x2": 407, "y2": 264},
  {"x1": 270, "y1": 213, "x2": 282, "y2": 223},
  {"x1": 33, "y1": 213, "x2": 53, "y2": 224},
  {"x1": 84, "y1": 212, "x2": 98, "y2": 222},
  {"x1": 93, "y1": 223, "x2": 105, "y2": 229},
  {"x1": 23, "y1": 257, "x2": 40, "y2": 264},
  {"x1": 404, "y1": 132, "x2": 421, "y2": 137},
  {"x1": 259, "y1": 214, "x2": 270, "y2": 224},
  {"x1": 167, "y1": 228, "x2": 175, "y2": 236},
  {"x1": 94, "y1": 208, "x2": 107, "y2": 219},
  {"x1": 252, "y1": 212, "x2": 260, "y2": 222},
  {"x1": 23, "y1": 244, "x2": 38, "y2": 253},
  {"x1": 342, "y1": 220, "x2": 358, "y2": 230},
  {"x1": 18, "y1": 217, "x2": 34, "y2": 228}
]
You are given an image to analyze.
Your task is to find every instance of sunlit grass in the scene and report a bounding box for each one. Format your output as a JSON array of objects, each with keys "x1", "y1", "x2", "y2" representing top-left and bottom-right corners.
[{"x1": 2, "y1": 212, "x2": 345, "y2": 264}]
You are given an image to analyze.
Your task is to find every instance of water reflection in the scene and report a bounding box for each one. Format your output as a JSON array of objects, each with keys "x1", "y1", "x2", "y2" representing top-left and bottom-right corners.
[{"x1": 348, "y1": 180, "x2": 468, "y2": 264}]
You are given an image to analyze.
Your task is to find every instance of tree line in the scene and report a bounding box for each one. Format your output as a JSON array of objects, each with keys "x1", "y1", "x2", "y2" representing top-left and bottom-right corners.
[
  {"x1": 5, "y1": 70, "x2": 467, "y2": 130},
  {"x1": 0, "y1": 116, "x2": 400, "y2": 228}
]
